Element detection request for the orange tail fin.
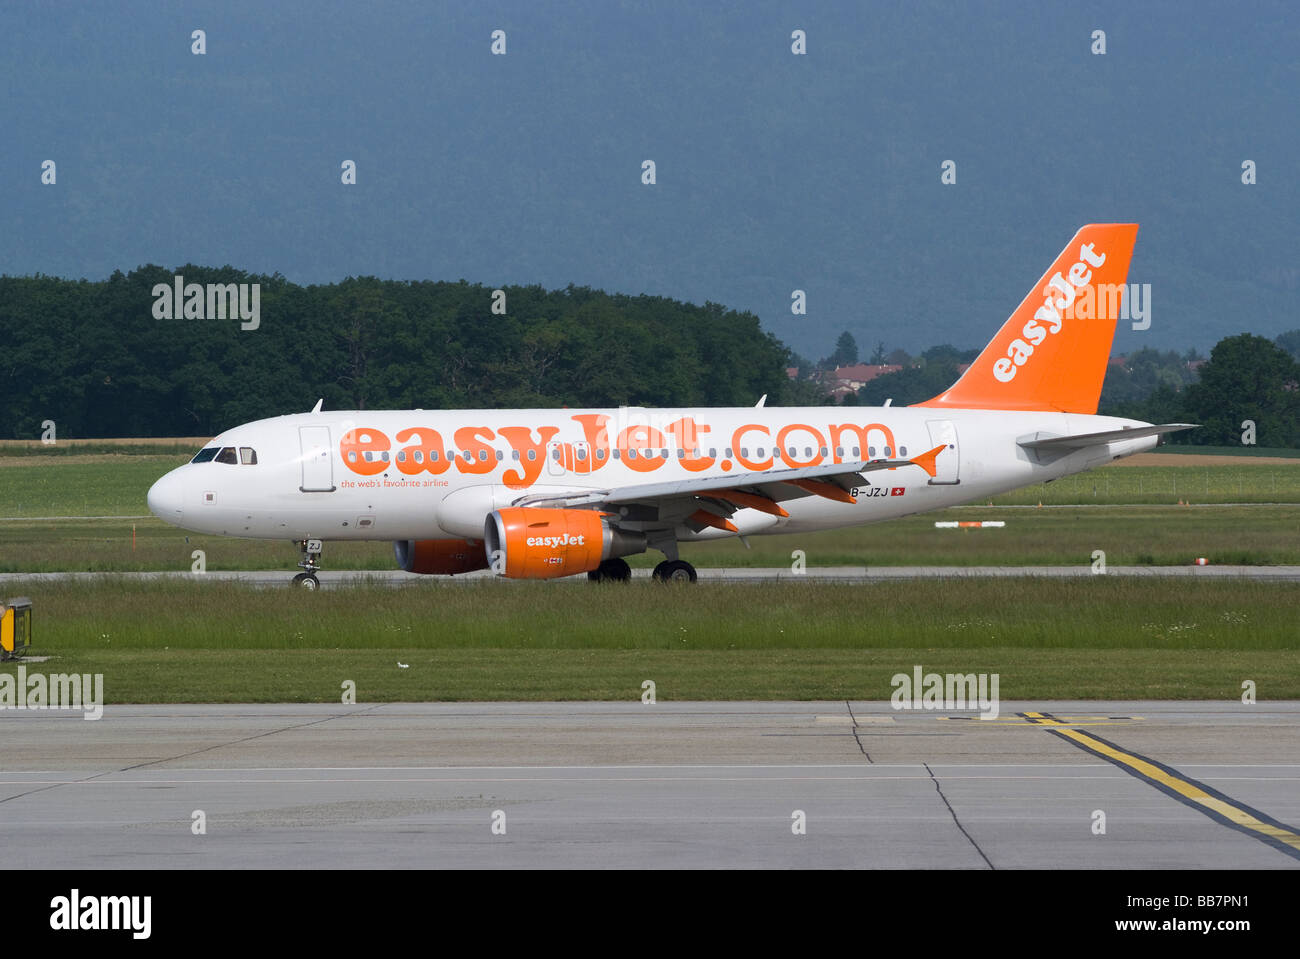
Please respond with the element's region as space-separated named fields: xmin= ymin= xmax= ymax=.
xmin=915 ymin=224 xmax=1138 ymax=414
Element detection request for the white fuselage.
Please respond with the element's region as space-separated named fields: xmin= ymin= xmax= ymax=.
xmin=146 ymin=406 xmax=1156 ymax=543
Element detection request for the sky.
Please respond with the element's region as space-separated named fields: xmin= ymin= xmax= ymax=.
xmin=1 ymin=0 xmax=1295 ymax=361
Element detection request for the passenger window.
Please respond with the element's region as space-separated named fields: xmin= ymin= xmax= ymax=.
xmin=612 ymin=450 xmax=621 ymax=459
xmin=527 ymin=450 xmax=536 ymax=461
xmin=597 ymin=450 xmax=606 ymax=460
xmin=430 ymin=451 xmax=439 ymax=462
xmin=397 ymin=451 xmax=407 ymax=463
xmin=628 ymin=449 xmax=637 ymax=460
xmin=709 ymin=448 xmax=716 ymax=458
xmin=215 ymin=447 xmax=237 ymax=465
xmin=479 ymin=450 xmax=488 ymax=462
xmin=853 ymin=447 xmax=861 ymax=457
xmin=577 ymin=449 xmax=587 ymax=461
xmin=900 ymin=447 xmax=907 ymax=456
xmin=512 ymin=450 xmax=520 ymax=461
xmin=884 ymin=447 xmax=892 ymax=457
xmin=495 ymin=450 xmax=503 ymax=461
xmin=868 ymin=447 xmax=875 ymax=457
xmin=835 ymin=447 xmax=844 ymax=457
xmin=413 ymin=451 xmax=423 ymax=463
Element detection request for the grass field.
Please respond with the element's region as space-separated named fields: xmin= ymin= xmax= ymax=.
xmin=4 ymin=505 xmax=1300 ymax=573
xmin=1 ymin=455 xmax=1299 ymax=573
xmin=2 ymin=446 xmax=1297 ymax=704
xmin=3 ymin=579 xmax=1296 ymax=701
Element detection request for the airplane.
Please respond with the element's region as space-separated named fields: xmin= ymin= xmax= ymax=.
xmin=147 ymin=223 xmax=1194 ymax=587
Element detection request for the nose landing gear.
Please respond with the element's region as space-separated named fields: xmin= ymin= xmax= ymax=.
xmin=293 ymin=538 xmax=323 ymax=589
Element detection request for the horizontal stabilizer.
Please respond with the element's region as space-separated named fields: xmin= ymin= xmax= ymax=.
xmin=1018 ymin=423 xmax=1197 ymax=451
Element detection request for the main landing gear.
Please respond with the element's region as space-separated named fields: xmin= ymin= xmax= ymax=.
xmin=293 ymin=538 xmax=323 ymax=589
xmin=651 ymin=559 xmax=697 ymax=583
xmin=588 ymin=558 xmax=633 ymax=583
xmin=587 ymin=557 xmax=699 ymax=582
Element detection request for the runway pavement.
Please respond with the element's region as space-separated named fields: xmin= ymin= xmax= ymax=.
xmin=3 ymin=565 xmax=1300 ymax=586
xmin=1 ymin=701 xmax=1297 ymax=869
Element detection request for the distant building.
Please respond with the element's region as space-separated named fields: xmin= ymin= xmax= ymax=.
xmin=826 ymin=363 xmax=902 ymax=390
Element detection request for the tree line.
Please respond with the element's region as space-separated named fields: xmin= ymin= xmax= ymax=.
xmin=0 ymin=267 xmax=795 ymax=439
xmin=2 ymin=266 xmax=1296 ymax=448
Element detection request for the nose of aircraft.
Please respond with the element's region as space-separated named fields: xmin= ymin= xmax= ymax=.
xmin=147 ymin=468 xmax=186 ymax=522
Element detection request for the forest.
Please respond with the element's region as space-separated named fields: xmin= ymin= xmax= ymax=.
xmin=0 ymin=267 xmax=796 ymax=438
xmin=2 ymin=267 xmax=1296 ymax=447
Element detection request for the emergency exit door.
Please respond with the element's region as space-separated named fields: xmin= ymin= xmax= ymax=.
xmin=925 ymin=420 xmax=960 ymax=485
xmin=299 ymin=426 xmax=336 ymax=492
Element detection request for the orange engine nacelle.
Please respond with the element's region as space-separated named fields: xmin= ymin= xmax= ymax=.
xmin=484 ymin=508 xmax=646 ymax=579
xmin=394 ymin=538 xmax=490 ymax=575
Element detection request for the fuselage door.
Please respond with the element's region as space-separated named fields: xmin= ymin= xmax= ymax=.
xmin=925 ymin=420 xmax=960 ymax=485
xmin=299 ymin=426 xmax=336 ymax=492
xmin=545 ymin=441 xmax=566 ymax=476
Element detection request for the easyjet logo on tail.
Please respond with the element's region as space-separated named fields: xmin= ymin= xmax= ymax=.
xmin=992 ymin=242 xmax=1106 ymax=383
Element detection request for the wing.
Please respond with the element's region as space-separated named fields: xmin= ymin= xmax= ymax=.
xmin=509 ymin=444 xmax=948 ymax=534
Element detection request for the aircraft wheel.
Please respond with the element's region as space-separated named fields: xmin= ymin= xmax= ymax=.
xmin=292 ymin=572 xmax=320 ymax=590
xmin=652 ymin=560 xmax=697 ymax=583
xmin=588 ymin=558 xmax=632 ymax=582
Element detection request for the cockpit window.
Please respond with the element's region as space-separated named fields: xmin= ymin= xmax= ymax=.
xmin=239 ymin=447 xmax=258 ymax=465
xmin=190 ymin=447 xmax=219 ymax=464
xmin=215 ymin=447 xmax=238 ymax=465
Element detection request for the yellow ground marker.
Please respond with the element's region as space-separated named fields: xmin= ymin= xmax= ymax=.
xmin=1022 ymin=711 xmax=1300 ymax=861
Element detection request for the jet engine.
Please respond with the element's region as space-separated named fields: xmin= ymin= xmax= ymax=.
xmin=394 ymin=538 xmax=490 ymax=575
xmin=484 ymin=508 xmax=646 ymax=579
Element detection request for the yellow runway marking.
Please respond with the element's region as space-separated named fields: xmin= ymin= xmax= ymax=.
xmin=1021 ymin=711 xmax=1300 ymax=860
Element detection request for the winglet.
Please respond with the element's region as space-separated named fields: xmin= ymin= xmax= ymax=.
xmin=909 ymin=443 xmax=947 ymax=478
